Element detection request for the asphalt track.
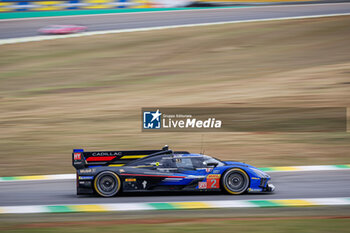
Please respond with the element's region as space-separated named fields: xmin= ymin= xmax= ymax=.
xmin=1 ymin=170 xmax=349 ymax=206
xmin=1 ymin=3 xmax=350 ymax=39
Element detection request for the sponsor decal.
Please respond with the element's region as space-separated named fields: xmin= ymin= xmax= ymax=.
xmin=248 ymin=188 xmax=263 ymax=192
xmin=142 ymin=180 xmax=148 ymax=189
xmin=125 ymin=178 xmax=136 ymax=182
xmin=213 ymin=170 xmax=220 ymax=174
xmin=198 ymin=182 xmax=207 ymax=189
xmin=79 ymin=168 xmax=95 ymax=173
xmin=198 ymin=174 xmax=221 ymax=189
xmin=251 ymin=177 xmax=260 ymax=180
xmin=74 ymin=153 xmax=81 ymax=160
xmin=207 ymin=174 xmax=221 ymax=179
xmin=119 ymin=169 xmax=125 ymax=173
xmin=91 ymin=152 xmax=122 ymax=156
xmin=79 ymin=176 xmax=94 ymax=180
xmin=205 ymin=168 xmax=212 ymax=173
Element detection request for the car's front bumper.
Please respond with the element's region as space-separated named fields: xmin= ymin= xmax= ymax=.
xmin=247 ymin=183 xmax=275 ymax=193
xmin=265 ymin=183 xmax=275 ymax=192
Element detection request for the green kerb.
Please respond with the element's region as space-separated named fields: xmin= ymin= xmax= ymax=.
xmin=1 ymin=177 xmax=18 ymax=181
xmin=259 ymin=167 xmax=274 ymax=172
xmin=248 ymin=200 xmax=281 ymax=207
xmin=148 ymin=203 xmax=176 ymax=210
xmin=334 ymin=165 xmax=350 ymax=169
xmin=46 ymin=205 xmax=75 ymax=213
xmin=0 ymin=7 xmax=247 ymax=20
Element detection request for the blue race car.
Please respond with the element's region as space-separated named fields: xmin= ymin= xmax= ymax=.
xmin=72 ymin=146 xmax=275 ymax=197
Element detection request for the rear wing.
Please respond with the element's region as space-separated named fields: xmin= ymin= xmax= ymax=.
xmin=72 ymin=146 xmax=189 ymax=169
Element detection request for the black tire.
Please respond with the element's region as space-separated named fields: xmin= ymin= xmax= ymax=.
xmin=94 ymin=171 xmax=121 ymax=197
xmin=222 ymin=168 xmax=249 ymax=195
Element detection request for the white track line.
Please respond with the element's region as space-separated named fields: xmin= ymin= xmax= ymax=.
xmin=1 ymin=13 xmax=350 ymax=45
xmin=1 ymin=3 xmax=349 ymax=22
xmin=1 ymin=197 xmax=350 ymax=214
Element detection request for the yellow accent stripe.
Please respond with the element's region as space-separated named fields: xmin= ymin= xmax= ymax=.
xmin=121 ymin=155 xmax=147 ymax=159
xmin=172 ymin=202 xmax=212 ymax=209
xmin=69 ymin=205 xmax=107 ymax=212
xmin=18 ymin=175 xmax=47 ymax=180
xmin=108 ymin=164 xmax=125 ymax=167
xmin=272 ymin=199 xmax=316 ymax=206
xmin=271 ymin=166 xmax=300 ymax=171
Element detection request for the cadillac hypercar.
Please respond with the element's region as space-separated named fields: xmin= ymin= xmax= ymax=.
xmin=72 ymin=146 xmax=275 ymax=197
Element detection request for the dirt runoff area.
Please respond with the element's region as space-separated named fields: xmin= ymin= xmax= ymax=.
xmin=0 ymin=16 xmax=350 ymax=176
xmin=1 ymin=207 xmax=350 ymax=232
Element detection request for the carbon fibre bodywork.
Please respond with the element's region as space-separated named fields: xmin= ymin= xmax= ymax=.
xmin=72 ymin=147 xmax=275 ymax=196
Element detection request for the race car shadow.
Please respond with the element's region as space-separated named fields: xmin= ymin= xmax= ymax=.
xmin=76 ymin=190 xmax=274 ymax=198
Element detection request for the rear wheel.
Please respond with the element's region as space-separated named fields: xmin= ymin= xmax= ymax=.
xmin=222 ymin=168 xmax=249 ymax=195
xmin=94 ymin=171 xmax=121 ymax=197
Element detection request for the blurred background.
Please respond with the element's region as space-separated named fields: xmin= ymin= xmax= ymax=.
xmin=0 ymin=1 xmax=350 ymax=232
xmin=1 ymin=14 xmax=350 ymax=176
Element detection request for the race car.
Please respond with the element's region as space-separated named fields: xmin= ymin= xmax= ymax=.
xmin=72 ymin=146 xmax=275 ymax=197
xmin=38 ymin=25 xmax=87 ymax=35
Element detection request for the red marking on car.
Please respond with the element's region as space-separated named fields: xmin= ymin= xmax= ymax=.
xmin=74 ymin=153 xmax=81 ymax=160
xmin=198 ymin=182 xmax=207 ymax=189
xmin=122 ymin=173 xmax=185 ymax=178
xmin=206 ymin=174 xmax=221 ymax=189
xmin=86 ymin=156 xmax=116 ymax=162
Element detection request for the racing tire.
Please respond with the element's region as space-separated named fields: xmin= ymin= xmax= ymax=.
xmin=222 ymin=168 xmax=249 ymax=195
xmin=94 ymin=171 xmax=121 ymax=197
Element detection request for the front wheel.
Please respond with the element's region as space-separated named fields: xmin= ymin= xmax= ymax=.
xmin=94 ymin=171 xmax=121 ymax=197
xmin=222 ymin=168 xmax=249 ymax=195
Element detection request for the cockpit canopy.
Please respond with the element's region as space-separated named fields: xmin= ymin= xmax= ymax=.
xmin=127 ymin=153 xmax=225 ymax=170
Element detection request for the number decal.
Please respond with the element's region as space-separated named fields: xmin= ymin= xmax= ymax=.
xmin=211 ymin=179 xmax=217 ymax=188
xmin=206 ymin=174 xmax=220 ymax=189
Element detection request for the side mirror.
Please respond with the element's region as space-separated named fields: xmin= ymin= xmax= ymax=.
xmin=206 ymin=162 xmax=219 ymax=167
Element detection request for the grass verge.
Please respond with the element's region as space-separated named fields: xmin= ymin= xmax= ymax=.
xmin=1 ymin=218 xmax=350 ymax=233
